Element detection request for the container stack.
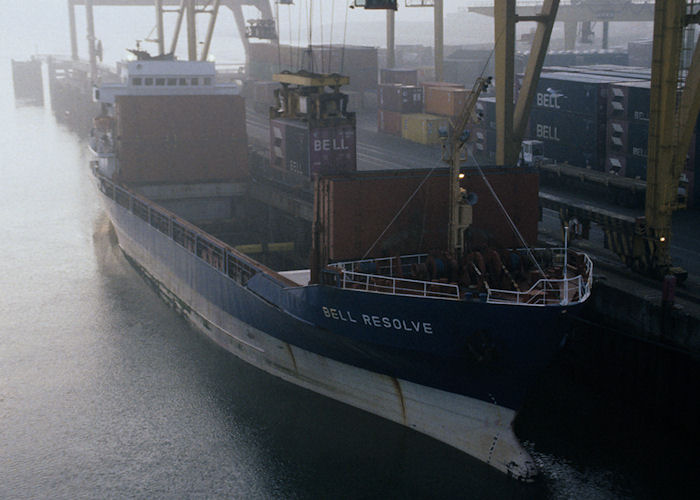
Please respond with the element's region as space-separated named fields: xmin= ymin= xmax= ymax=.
xmin=377 ymin=68 xmax=421 ymax=137
xmin=442 ymin=48 xmax=494 ymax=88
xmin=525 ymin=72 xmax=641 ymax=170
xmin=605 ymin=80 xmax=699 ymax=205
xmin=396 ymin=81 xmax=465 ymax=145
xmin=423 ymin=83 xmax=470 ymax=118
xmin=469 ymin=96 xmax=497 ymax=163
xmin=377 ymin=83 xmax=423 ymax=135
xmin=605 ymin=80 xmax=651 ymax=179
xmin=400 ymin=113 xmax=450 ymax=145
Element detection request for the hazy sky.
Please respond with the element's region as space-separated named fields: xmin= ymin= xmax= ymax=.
xmin=0 ymin=1 xmax=652 ymax=66
xmin=0 ymin=1 xmax=491 ymax=64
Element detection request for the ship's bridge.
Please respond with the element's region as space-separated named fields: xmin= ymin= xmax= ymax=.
xmin=94 ymin=59 xmax=238 ymax=104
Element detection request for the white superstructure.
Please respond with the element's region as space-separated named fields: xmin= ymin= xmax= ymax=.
xmin=93 ymin=56 xmax=238 ymax=104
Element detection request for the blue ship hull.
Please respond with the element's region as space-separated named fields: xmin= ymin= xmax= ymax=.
xmin=96 ymin=174 xmax=579 ymax=412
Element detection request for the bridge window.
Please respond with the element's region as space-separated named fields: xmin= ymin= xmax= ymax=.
xmin=204 ymin=77 xmax=212 ymax=85
xmin=145 ymin=78 xmax=153 ymax=86
xmin=167 ymin=78 xmax=176 ymax=86
xmin=132 ymin=77 xmax=142 ymax=86
xmin=191 ymin=78 xmax=199 ymax=86
xmin=155 ymin=78 xmax=165 ymax=86
xmin=179 ymin=78 xmax=187 ymax=86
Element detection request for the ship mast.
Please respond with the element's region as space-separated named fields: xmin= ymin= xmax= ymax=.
xmin=442 ymin=76 xmax=491 ymax=256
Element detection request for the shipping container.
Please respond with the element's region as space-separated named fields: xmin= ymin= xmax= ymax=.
xmin=538 ymin=140 xmax=603 ymax=171
xmin=443 ymin=48 xmax=496 ymax=85
xmin=394 ymin=45 xmax=434 ymax=68
xmin=628 ymin=40 xmax=653 ymax=68
xmin=380 ymin=68 xmax=419 ymax=86
xmin=377 ymin=109 xmax=402 ymax=135
xmin=442 ymin=59 xmax=494 ymax=87
xmin=541 ymin=50 xmax=629 ymax=67
xmin=270 ymin=118 xmax=310 ymax=175
xmin=467 ymin=127 xmax=497 ymax=164
xmin=469 ymin=127 xmax=497 ymax=155
xmin=528 ymin=107 xmax=605 ymax=169
xmin=540 ymin=64 xmax=650 ymax=82
xmin=115 ymin=95 xmax=249 ymax=184
xmin=310 ymin=126 xmax=357 ymax=175
xmin=318 ymin=167 xmax=539 ymax=261
xmin=533 ymin=72 xmax=637 ymax=120
xmin=401 ymin=113 xmax=450 ymax=145
xmin=378 ymin=84 xmax=423 ymax=113
xmin=270 ymin=118 xmax=357 ymax=177
xmin=424 ymin=87 xmax=471 ymax=117
xmin=606 ymin=118 xmax=649 ymax=159
xmin=475 ymin=97 xmax=496 ymax=131
xmin=607 ymin=80 xmax=651 ymax=123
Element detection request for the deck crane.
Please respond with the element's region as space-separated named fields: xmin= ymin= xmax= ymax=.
xmin=440 ymin=76 xmax=491 ymax=256
xmin=633 ymin=0 xmax=700 ymax=279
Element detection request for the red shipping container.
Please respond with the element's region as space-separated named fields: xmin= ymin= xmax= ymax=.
xmin=377 ymin=109 xmax=401 ymax=135
xmin=318 ymin=167 xmax=539 ymax=261
xmin=115 ymin=95 xmax=249 ymax=184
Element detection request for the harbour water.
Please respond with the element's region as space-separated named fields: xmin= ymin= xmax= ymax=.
xmin=0 ymin=58 xmax=697 ymax=499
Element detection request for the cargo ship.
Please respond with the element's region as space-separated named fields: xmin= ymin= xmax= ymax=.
xmin=90 ymin=51 xmax=593 ymax=481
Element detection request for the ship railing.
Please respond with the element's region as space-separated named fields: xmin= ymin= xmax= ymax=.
xmin=96 ymin=173 xmax=273 ymax=288
xmin=329 ymin=269 xmax=461 ymax=300
xmin=486 ymin=248 xmax=593 ymax=306
xmin=329 ymin=247 xmax=592 ymax=306
xmin=332 ymin=254 xmax=428 ymax=278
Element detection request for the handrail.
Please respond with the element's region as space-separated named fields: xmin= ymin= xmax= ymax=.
xmin=333 ymin=254 xmax=428 ymax=277
xmin=94 ymin=172 xmax=299 ymax=289
xmin=486 ymin=251 xmax=593 ymax=306
xmin=328 ymin=247 xmax=593 ymax=306
xmin=335 ymin=270 xmax=461 ymax=300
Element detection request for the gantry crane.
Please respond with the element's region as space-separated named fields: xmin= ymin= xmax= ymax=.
xmin=634 ymin=0 xmax=700 ymax=278
xmin=493 ymin=0 xmax=560 ymax=167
